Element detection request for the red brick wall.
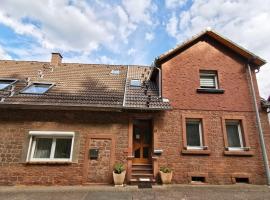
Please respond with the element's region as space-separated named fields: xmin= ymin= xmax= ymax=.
xmin=0 ymin=109 xmax=129 ymax=185
xmin=155 ymin=38 xmax=270 ymax=184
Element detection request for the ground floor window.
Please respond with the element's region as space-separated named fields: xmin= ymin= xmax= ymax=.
xmin=222 ymin=116 xmax=250 ymax=152
xmin=186 ymin=119 xmax=203 ymax=149
xmin=181 ymin=114 xmax=209 ymax=152
xmin=27 ymin=131 xmax=75 ymax=162
xmin=225 ymin=120 xmax=244 ymax=150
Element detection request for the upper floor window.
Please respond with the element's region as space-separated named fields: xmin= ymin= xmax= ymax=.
xmin=200 ymin=71 xmax=218 ymax=89
xmin=0 ymin=79 xmax=17 ymax=90
xmin=21 ymin=83 xmax=54 ymax=94
xmin=27 ymin=131 xmax=75 ymax=162
xmin=130 ymin=79 xmax=141 ymax=87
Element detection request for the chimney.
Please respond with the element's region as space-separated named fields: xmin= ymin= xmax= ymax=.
xmin=50 ymin=53 xmax=62 ymax=66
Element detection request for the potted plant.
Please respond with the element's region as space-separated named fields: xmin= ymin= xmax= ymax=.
xmin=159 ymin=166 xmax=173 ymax=184
xmin=113 ymin=163 xmax=126 ymax=186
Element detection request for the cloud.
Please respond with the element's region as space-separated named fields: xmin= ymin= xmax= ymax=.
xmin=165 ymin=0 xmax=188 ymax=9
xmin=165 ymin=0 xmax=270 ymax=98
xmin=122 ymin=0 xmax=156 ymax=25
xmin=145 ymin=32 xmax=155 ymax=41
xmin=0 ymin=45 xmax=11 ymax=59
xmin=0 ymin=0 xmax=157 ymax=62
xmin=127 ymin=48 xmax=136 ymax=55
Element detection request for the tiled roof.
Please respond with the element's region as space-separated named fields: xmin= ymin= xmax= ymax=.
xmin=0 ymin=60 xmax=171 ymax=111
xmin=124 ymin=66 xmax=170 ymax=110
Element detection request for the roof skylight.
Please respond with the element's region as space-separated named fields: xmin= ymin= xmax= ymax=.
xmin=130 ymin=79 xmax=141 ymax=87
xmin=0 ymin=79 xmax=17 ymax=90
xmin=110 ymin=69 xmax=120 ymax=75
xmin=21 ymin=83 xmax=54 ymax=94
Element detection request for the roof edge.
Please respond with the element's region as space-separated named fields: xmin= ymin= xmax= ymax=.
xmin=156 ymin=29 xmax=266 ymax=67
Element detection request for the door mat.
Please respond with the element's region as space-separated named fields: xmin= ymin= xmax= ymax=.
xmin=138 ymin=182 xmax=152 ymax=189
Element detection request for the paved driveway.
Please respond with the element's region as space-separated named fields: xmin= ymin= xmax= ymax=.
xmin=0 ymin=184 xmax=270 ymax=200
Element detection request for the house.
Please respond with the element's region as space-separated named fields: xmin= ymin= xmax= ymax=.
xmin=0 ymin=30 xmax=270 ymax=186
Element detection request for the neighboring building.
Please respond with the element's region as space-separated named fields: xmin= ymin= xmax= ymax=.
xmin=262 ymin=96 xmax=270 ymax=123
xmin=0 ymin=30 xmax=270 ymax=186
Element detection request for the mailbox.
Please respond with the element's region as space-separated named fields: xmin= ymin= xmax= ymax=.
xmin=89 ymin=148 xmax=99 ymax=159
xmin=154 ymin=149 xmax=163 ymax=156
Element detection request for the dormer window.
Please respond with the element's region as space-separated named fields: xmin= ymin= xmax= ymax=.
xmin=0 ymin=79 xmax=17 ymax=90
xmin=21 ymin=83 xmax=54 ymax=94
xmin=130 ymin=79 xmax=141 ymax=87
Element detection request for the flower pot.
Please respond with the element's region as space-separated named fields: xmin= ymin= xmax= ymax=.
xmin=160 ymin=171 xmax=173 ymax=184
xmin=113 ymin=170 xmax=126 ymax=186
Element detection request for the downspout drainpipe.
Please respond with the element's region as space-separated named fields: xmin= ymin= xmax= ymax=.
xmin=247 ymin=60 xmax=270 ymax=185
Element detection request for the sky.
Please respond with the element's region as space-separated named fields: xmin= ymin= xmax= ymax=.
xmin=0 ymin=0 xmax=269 ymax=98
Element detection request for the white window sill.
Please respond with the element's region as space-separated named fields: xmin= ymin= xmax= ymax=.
xmin=187 ymin=146 xmax=208 ymax=150
xmin=227 ymin=147 xmax=250 ymax=151
xmin=25 ymin=161 xmax=73 ymax=165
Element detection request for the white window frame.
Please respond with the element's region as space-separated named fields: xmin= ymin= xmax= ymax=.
xmin=130 ymin=79 xmax=141 ymax=87
xmin=200 ymin=72 xmax=218 ymax=89
xmin=226 ymin=121 xmax=244 ymax=151
xmin=186 ymin=120 xmax=204 ymax=150
xmin=26 ymin=131 xmax=75 ymax=162
xmin=20 ymin=82 xmax=55 ymax=94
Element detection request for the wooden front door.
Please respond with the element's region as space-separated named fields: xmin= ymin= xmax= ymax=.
xmin=133 ymin=120 xmax=152 ymax=164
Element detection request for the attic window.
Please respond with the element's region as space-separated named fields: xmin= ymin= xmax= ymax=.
xmin=21 ymin=83 xmax=54 ymax=94
xmin=110 ymin=69 xmax=120 ymax=75
xmin=130 ymin=79 xmax=141 ymax=87
xmin=0 ymin=79 xmax=17 ymax=90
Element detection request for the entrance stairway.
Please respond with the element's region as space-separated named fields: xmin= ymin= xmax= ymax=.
xmin=130 ymin=163 xmax=156 ymax=185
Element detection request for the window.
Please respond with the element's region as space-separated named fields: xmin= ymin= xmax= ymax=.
xmin=27 ymin=131 xmax=74 ymax=162
xmin=186 ymin=119 xmax=203 ymax=149
xmin=21 ymin=83 xmax=54 ymax=94
xmin=110 ymin=69 xmax=120 ymax=75
xmin=200 ymin=71 xmax=218 ymax=89
xmin=222 ymin=116 xmax=253 ymax=156
xmin=0 ymin=79 xmax=17 ymax=90
xmin=130 ymin=79 xmax=141 ymax=87
xmin=226 ymin=120 xmax=244 ymax=150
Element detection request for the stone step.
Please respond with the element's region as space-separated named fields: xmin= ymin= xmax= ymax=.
xmin=132 ymin=163 xmax=152 ymax=166
xmin=131 ymin=173 xmax=154 ymax=178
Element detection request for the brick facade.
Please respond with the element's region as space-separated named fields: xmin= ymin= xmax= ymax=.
xmin=0 ymin=110 xmax=129 ymax=185
xmin=0 ymin=35 xmax=269 ymax=186
xmin=155 ymin=38 xmax=270 ymax=184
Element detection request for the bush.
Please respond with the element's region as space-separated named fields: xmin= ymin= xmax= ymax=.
xmin=113 ymin=163 xmax=125 ymax=174
xmin=160 ymin=166 xmax=172 ymax=173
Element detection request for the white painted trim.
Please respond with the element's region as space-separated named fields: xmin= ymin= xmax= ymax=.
xmin=29 ymin=131 xmax=74 ymax=136
xmin=27 ymin=131 xmax=75 ymax=162
xmin=187 ymin=146 xmax=204 ymax=150
xmin=123 ymin=65 xmax=129 ymax=107
xmin=26 ymin=136 xmax=33 ymax=161
xmin=238 ymin=123 xmax=244 ymax=148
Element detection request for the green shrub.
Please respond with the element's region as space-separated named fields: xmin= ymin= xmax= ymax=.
xmin=160 ymin=166 xmax=172 ymax=173
xmin=114 ymin=163 xmax=125 ymax=174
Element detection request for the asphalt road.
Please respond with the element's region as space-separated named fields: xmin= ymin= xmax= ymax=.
xmin=0 ymin=184 xmax=270 ymax=200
